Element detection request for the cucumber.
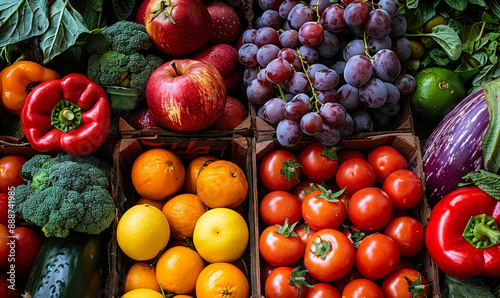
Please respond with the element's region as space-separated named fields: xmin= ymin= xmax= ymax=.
xmin=23 ymin=233 xmax=104 ymax=298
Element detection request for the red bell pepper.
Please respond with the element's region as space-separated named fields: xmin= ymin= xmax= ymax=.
xmin=21 ymin=73 xmax=110 ymax=156
xmin=425 ymin=186 xmax=500 ymax=278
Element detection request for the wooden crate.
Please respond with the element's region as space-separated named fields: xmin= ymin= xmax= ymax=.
xmin=251 ymin=133 xmax=439 ymax=297
xmin=105 ymin=136 xmax=261 ymax=297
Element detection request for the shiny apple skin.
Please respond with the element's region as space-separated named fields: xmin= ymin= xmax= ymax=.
xmin=146 ymin=59 xmax=227 ymax=131
xmin=145 ymin=0 xmax=212 ymax=57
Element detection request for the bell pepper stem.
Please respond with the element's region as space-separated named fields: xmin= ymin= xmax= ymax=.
xmin=51 ymin=100 xmax=82 ymax=133
xmin=463 ymin=214 xmax=500 ymax=249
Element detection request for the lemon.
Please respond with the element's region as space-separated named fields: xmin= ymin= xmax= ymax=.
xmin=193 ymin=208 xmax=248 ymax=263
xmin=117 ymin=204 xmax=170 ymax=261
xmin=122 ymin=288 xmax=164 ymax=298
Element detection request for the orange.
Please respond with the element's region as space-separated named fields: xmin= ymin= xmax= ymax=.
xmin=161 ymin=194 xmax=206 ymax=240
xmin=122 ymin=288 xmax=163 ymax=298
xmin=195 ymin=262 xmax=249 ymax=298
xmin=135 ymin=197 xmax=169 ymax=211
xmin=184 ymin=156 xmax=219 ymax=193
xmin=156 ymin=246 xmax=205 ymax=295
xmin=131 ymin=148 xmax=185 ymax=200
xmin=196 ymin=160 xmax=248 ymax=208
xmin=173 ymin=296 xmax=194 ymax=298
xmin=117 ymin=204 xmax=170 ymax=261
xmin=193 ymin=208 xmax=248 ymax=263
xmin=123 ymin=262 xmax=161 ymax=293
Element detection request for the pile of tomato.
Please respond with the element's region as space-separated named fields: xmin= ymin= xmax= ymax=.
xmin=258 ymin=143 xmax=430 ymax=298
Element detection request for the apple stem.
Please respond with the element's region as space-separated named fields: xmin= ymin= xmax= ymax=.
xmin=170 ymin=61 xmax=179 ymax=76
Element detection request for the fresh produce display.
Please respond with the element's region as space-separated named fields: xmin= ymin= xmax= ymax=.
xmin=2 ymin=0 xmax=500 ymax=296
xmin=117 ymin=146 xmax=250 ymax=297
xmin=257 ymin=141 xmax=429 ymax=297
xmin=239 ymin=0 xmax=417 ymax=147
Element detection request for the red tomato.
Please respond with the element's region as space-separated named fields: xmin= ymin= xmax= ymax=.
xmin=302 ymin=189 xmax=346 ymax=230
xmin=384 ymin=216 xmax=425 ymax=257
xmin=337 ymin=150 xmax=365 ymax=164
xmin=299 ymin=143 xmax=339 ymax=182
xmin=348 ymin=187 xmax=393 ymax=231
xmin=305 ymin=282 xmax=341 ymax=298
xmin=295 ymin=224 xmax=317 ymax=247
xmin=2 ymin=227 xmax=42 ymax=277
xmin=335 ymin=159 xmax=376 ymax=195
xmin=0 ymin=193 xmax=8 ymax=227
xmin=261 ymin=262 xmax=277 ymax=292
xmin=265 ymin=267 xmax=308 ymax=298
xmin=304 ymin=229 xmax=355 ymax=282
xmin=260 ymin=191 xmax=302 ymax=226
xmin=342 ymin=279 xmax=384 ymax=298
xmin=366 ymin=145 xmax=407 ymax=184
xmin=259 ymin=224 xmax=305 ymax=266
xmin=0 ymin=225 xmax=8 ymax=268
xmin=292 ymin=180 xmax=319 ymax=202
xmin=260 ymin=150 xmax=301 ymax=191
xmin=383 ymin=169 xmax=424 ymax=209
xmin=333 ymin=266 xmax=364 ymax=293
xmin=0 ymin=155 xmax=28 ymax=193
xmin=355 ymin=234 xmax=399 ymax=280
xmin=382 ymin=268 xmax=430 ymax=298
xmin=395 ymin=258 xmax=414 ymax=270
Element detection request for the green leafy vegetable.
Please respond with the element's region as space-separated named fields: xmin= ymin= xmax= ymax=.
xmin=443 ymin=274 xmax=495 ymax=298
xmin=444 ymin=0 xmax=467 ymax=11
xmin=404 ymin=0 xmax=440 ymax=30
xmin=405 ymin=25 xmax=462 ymax=60
xmin=40 ymin=0 xmax=90 ymax=64
xmin=482 ymin=77 xmax=500 ymax=173
xmin=0 ymin=0 xmax=49 ymax=47
xmin=112 ymin=0 xmax=134 ymax=21
xmin=70 ymin=0 xmax=103 ymax=30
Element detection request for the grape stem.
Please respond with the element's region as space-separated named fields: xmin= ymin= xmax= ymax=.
xmin=365 ymin=1 xmax=381 ymax=10
xmin=276 ymin=83 xmax=288 ymax=102
xmin=363 ymin=31 xmax=373 ymax=59
xmin=296 ymin=47 xmax=321 ymax=113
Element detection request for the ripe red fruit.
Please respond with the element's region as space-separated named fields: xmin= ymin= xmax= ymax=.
xmin=145 ymin=0 xmax=212 ymax=57
xmin=205 ymin=1 xmax=242 ymax=45
xmin=211 ymin=96 xmax=248 ymax=131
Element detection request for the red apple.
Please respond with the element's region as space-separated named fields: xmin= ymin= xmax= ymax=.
xmin=212 ymin=96 xmax=248 ymax=131
xmin=205 ymin=1 xmax=242 ymax=45
xmin=146 ymin=59 xmax=227 ymax=131
xmin=191 ymin=44 xmax=244 ymax=96
xmin=125 ymin=104 xmax=160 ymax=130
xmin=135 ymin=0 xmax=151 ymax=25
xmin=145 ymin=0 xmax=212 ymax=57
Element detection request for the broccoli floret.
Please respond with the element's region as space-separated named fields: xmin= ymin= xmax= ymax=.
xmin=15 ymin=153 xmax=115 ymax=238
xmin=20 ymin=154 xmax=54 ymax=181
xmin=86 ymin=20 xmax=164 ymax=91
xmin=73 ymin=186 xmax=115 ymax=235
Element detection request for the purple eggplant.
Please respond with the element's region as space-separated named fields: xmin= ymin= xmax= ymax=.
xmin=422 ymin=89 xmax=489 ymax=204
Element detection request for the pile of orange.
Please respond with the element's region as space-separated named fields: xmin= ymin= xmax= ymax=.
xmin=117 ymin=148 xmax=250 ymax=297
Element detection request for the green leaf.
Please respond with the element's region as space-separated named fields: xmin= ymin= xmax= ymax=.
xmin=112 ymin=0 xmax=135 ymax=21
xmin=406 ymin=0 xmax=419 ymax=9
xmin=0 ymin=0 xmax=49 ymax=47
xmin=462 ymin=170 xmax=500 ymax=199
xmin=39 ymin=0 xmax=90 ymax=64
xmin=445 ymin=0 xmax=467 ymax=11
xmin=320 ymin=145 xmax=340 ymax=161
xmin=70 ymin=0 xmax=103 ymax=30
xmin=469 ymin=0 xmax=486 ymax=7
xmin=405 ymin=1 xmax=439 ymax=30
xmin=482 ymin=78 xmax=500 ymax=174
xmin=472 ymin=63 xmax=495 ymax=86
xmin=275 ymin=217 xmax=299 ymax=238
xmin=444 ymin=274 xmax=495 ymax=298
xmin=428 ymin=48 xmax=452 ymax=65
xmin=429 ymin=25 xmax=463 ymax=60
xmin=489 ymin=0 xmax=500 ymax=20
xmin=481 ymin=12 xmax=499 ymax=24
xmin=472 ymin=51 xmax=489 ymax=66
xmin=456 ymin=68 xmax=480 ymax=82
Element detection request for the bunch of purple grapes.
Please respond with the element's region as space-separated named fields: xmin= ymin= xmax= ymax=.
xmin=238 ymin=0 xmax=417 ymax=147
